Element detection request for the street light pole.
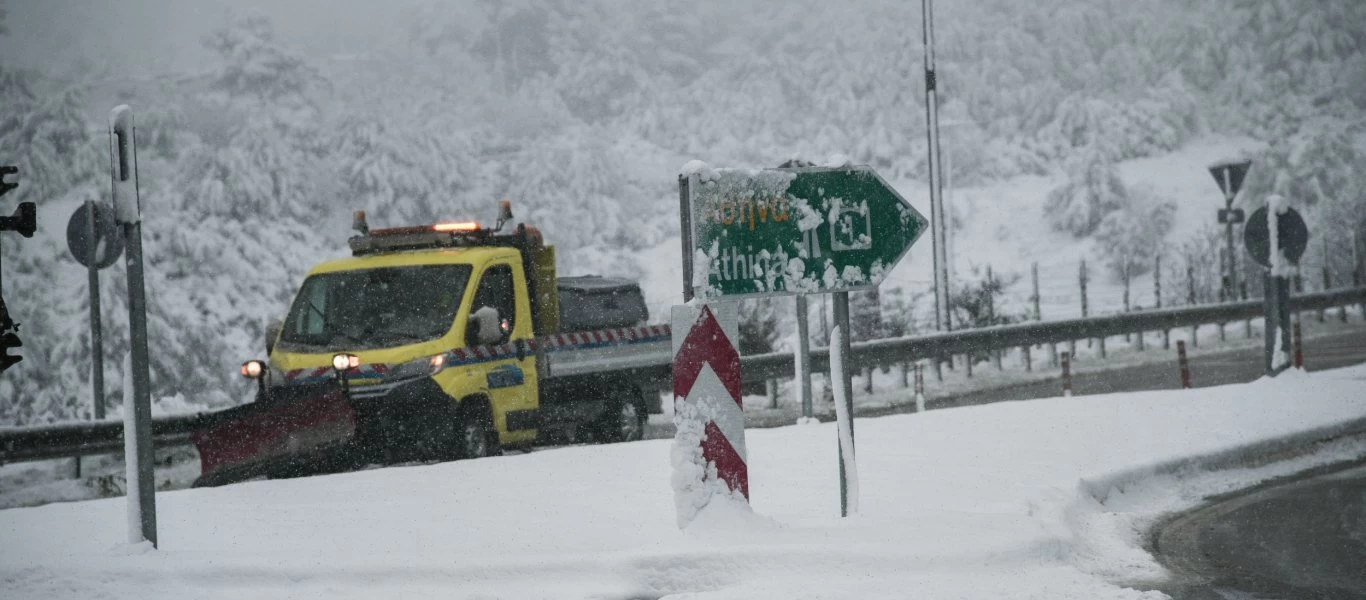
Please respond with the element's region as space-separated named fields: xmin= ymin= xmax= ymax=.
xmin=921 ymin=0 xmax=950 ymax=332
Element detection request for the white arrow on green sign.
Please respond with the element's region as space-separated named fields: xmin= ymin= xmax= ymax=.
xmin=679 ymin=164 xmax=928 ymax=300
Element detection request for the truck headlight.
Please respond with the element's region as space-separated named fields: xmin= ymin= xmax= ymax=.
xmin=332 ymin=353 xmax=360 ymax=371
xmin=240 ymin=360 xmax=266 ymax=379
xmin=389 ymin=353 xmax=449 ymax=381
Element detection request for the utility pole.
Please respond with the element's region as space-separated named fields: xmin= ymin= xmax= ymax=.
xmin=921 ymin=0 xmax=949 ymax=334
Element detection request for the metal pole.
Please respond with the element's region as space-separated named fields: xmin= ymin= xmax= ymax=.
xmin=1031 ymin=262 xmax=1041 ymax=320
xmin=110 ymin=106 xmax=156 ymax=548
xmin=832 ymin=291 xmax=856 ymax=517
xmin=795 ymin=294 xmax=813 ymax=419
xmin=1187 ymin=259 xmax=1198 ymax=348
xmin=922 ymin=0 xmax=950 ymax=333
xmin=86 ymin=200 xmax=105 ymax=421
xmin=1224 ymin=168 xmax=1238 ymax=301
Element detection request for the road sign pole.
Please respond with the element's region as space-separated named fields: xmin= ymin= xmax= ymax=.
xmin=109 ymin=106 xmax=157 ymax=548
xmin=795 ymin=294 xmax=813 ymax=419
xmin=1223 ymin=169 xmax=1237 ymax=302
xmin=922 ymin=0 xmax=950 ymax=333
xmin=84 ymin=199 xmax=106 ymax=421
xmin=831 ymin=290 xmax=857 ymax=517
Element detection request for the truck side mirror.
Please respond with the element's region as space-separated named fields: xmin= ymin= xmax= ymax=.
xmin=467 ymin=306 xmax=501 ymax=346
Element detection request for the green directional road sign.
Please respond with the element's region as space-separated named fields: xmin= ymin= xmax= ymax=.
xmin=680 ymin=165 xmax=928 ymax=300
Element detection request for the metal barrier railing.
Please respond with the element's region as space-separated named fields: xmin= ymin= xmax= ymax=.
xmin=2 ymin=286 xmax=1362 ymax=465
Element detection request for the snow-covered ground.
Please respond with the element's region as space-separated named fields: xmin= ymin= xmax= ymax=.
xmin=4 ymin=364 xmax=1365 ymax=599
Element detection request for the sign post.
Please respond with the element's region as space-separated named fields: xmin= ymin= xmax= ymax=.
xmin=1244 ymin=195 xmax=1308 ymax=376
xmin=68 ymin=201 xmax=123 ymax=424
xmin=678 ymin=162 xmax=927 ymax=518
xmin=109 ymin=105 xmax=157 ymax=548
xmin=1209 ymin=159 xmax=1251 ymax=302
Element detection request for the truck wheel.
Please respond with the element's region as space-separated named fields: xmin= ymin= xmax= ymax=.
xmin=596 ymin=397 xmax=645 ymax=444
xmin=456 ymin=404 xmax=501 ymax=460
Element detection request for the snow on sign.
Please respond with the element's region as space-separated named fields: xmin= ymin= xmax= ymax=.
xmin=679 ymin=162 xmax=928 ymax=300
xmin=670 ymin=303 xmax=746 ymax=528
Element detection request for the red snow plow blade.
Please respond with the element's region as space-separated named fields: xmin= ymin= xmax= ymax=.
xmin=191 ymin=385 xmax=357 ymax=487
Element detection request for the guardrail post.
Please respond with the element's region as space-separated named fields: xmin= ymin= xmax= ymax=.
xmin=1098 ymin=335 xmax=1106 ymax=359
xmin=1022 ymin=345 xmax=1032 ymax=372
xmin=1060 ymin=351 xmax=1072 ymax=397
xmin=1293 ymin=318 xmax=1304 ymax=369
xmin=964 ymin=353 xmax=973 ymax=378
xmin=914 ymin=362 xmax=925 ymax=413
xmin=898 ymin=362 xmax=909 ymax=388
xmin=1177 ymin=340 xmax=1191 ymax=389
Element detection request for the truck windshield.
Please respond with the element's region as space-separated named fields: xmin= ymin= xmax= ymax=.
xmin=277 ymin=264 xmax=472 ymax=351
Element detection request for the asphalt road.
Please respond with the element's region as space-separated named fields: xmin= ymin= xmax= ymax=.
xmin=1153 ymin=460 xmax=1366 ymax=599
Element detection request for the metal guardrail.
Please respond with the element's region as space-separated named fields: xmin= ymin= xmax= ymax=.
xmin=2 ymin=287 xmax=1362 ymax=465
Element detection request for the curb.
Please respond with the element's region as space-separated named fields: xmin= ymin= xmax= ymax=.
xmin=1081 ymin=414 xmax=1366 ymax=505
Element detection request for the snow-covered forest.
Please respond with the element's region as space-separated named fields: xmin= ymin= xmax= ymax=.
xmin=1 ymin=0 xmax=1363 ymax=424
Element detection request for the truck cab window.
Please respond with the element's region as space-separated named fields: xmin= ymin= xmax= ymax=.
xmin=472 ymin=264 xmax=516 ymax=342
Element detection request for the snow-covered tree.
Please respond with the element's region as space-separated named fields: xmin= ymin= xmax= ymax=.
xmin=1044 ymin=148 xmax=1130 ymax=237
xmin=1094 ymin=190 xmax=1177 ymax=280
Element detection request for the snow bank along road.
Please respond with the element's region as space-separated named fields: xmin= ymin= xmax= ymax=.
xmin=3 ymin=365 xmax=1365 ymax=599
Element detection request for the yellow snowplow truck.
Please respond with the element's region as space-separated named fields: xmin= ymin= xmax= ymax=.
xmin=191 ymin=202 xmax=669 ymax=486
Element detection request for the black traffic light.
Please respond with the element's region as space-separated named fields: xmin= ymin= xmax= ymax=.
xmin=0 ymin=295 xmax=19 ymax=373
xmin=0 ymin=165 xmax=16 ymax=197
xmin=0 ymin=201 xmax=36 ymax=238
xmin=0 ymin=166 xmax=35 ymax=238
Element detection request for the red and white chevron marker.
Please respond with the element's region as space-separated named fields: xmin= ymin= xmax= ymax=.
xmin=670 ymin=303 xmax=746 ymax=527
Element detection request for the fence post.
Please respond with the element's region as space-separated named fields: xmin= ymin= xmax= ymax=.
xmin=767 ymin=379 xmax=779 ymax=409
xmin=1187 ymin=257 xmax=1198 ymax=348
xmin=1080 ymin=260 xmax=1092 ymax=353
xmin=1157 ymin=255 xmax=1170 ymax=350
xmin=1243 ymin=280 xmax=1253 ymax=338
xmin=1098 ymin=335 xmax=1107 ymax=359
xmin=1123 ymin=262 xmax=1131 ymax=343
xmin=899 ymin=362 xmax=909 ymax=388
xmin=1060 ymin=351 xmax=1072 ymax=397
xmin=1031 ymin=262 xmax=1041 ymax=321
xmin=1023 ymin=345 xmax=1032 ymax=372
xmin=1177 ymin=340 xmax=1191 ymax=389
